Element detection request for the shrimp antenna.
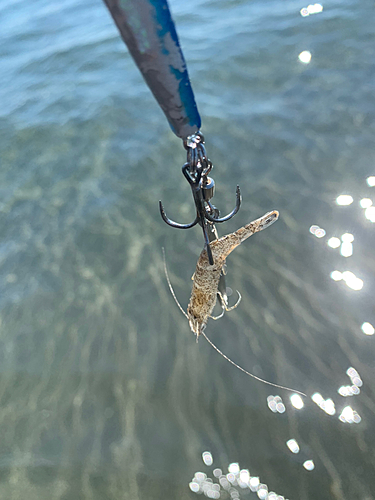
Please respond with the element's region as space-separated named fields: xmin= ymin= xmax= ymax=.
xmin=200 ymin=331 xmax=306 ymax=397
xmin=162 ymin=248 xmax=189 ymax=320
xmin=162 ymin=249 xmax=305 ymax=397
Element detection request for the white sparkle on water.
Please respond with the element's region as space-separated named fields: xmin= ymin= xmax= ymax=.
xmin=290 ymin=394 xmax=304 ymax=409
xmin=342 ymin=271 xmax=363 ymax=290
xmin=328 ymin=237 xmax=341 ymax=248
xmin=365 ymin=206 xmax=375 ymax=222
xmin=360 ymin=198 xmax=372 ymax=208
xmin=202 ymin=451 xmax=213 ymax=466
xmin=361 ymin=322 xmax=374 ymax=335
xmin=303 ymin=460 xmax=315 ymax=471
xmin=340 ymin=242 xmax=353 ymax=257
xmin=341 ymin=233 xmax=354 ymax=243
xmin=298 ymin=50 xmax=312 ymax=64
xmin=300 ymin=3 xmax=323 ymax=16
xmin=286 ymin=439 xmax=300 ymax=454
xmin=339 ymin=405 xmax=361 ymax=424
xmin=330 ymin=270 xmax=343 ymax=281
xmin=336 ymin=194 xmax=353 ymax=205
xmin=228 ymin=463 xmax=240 ymax=474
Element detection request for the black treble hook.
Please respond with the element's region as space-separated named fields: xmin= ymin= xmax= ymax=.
xmin=159 ymin=163 xmax=241 ymax=265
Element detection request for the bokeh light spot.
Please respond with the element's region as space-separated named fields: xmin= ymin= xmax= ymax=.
xmin=361 ymin=322 xmax=374 ymax=335
xmin=312 ymin=393 xmax=324 ymax=404
xmin=189 ymin=481 xmax=200 ymax=493
xmin=300 ymin=3 xmax=323 ymax=16
xmin=330 ymin=270 xmax=342 ymax=281
xmin=249 ymin=476 xmax=260 ymax=492
xmin=267 ymin=395 xmax=285 ymax=413
xmin=341 ymin=233 xmax=354 ymax=243
xmin=339 ymin=405 xmax=361 ymax=424
xmin=311 ymin=393 xmax=335 ymax=415
xmin=342 ymin=271 xmax=363 ymax=290
xmin=336 ymin=194 xmax=353 ymax=205
xmin=347 ymin=367 xmax=362 ymax=387
xmin=257 ymin=484 xmax=268 ymax=499
xmin=365 ymin=206 xmax=375 ymax=222
xmin=298 ymin=50 xmax=312 ymax=64
xmin=303 ymin=460 xmax=315 ymax=471
xmin=360 ymin=198 xmax=372 ymax=208
xmin=228 ymin=463 xmax=240 ymax=474
xmin=202 ymin=451 xmax=213 ymax=466
xmin=340 ymin=242 xmax=353 ymax=257
xmin=290 ymin=394 xmax=304 ymax=409
xmin=315 ymin=228 xmax=326 ymax=238
xmin=327 ymin=237 xmax=340 ymax=248
xmin=286 ymin=439 xmax=300 ymax=453
xmin=310 ymin=225 xmax=326 ymax=238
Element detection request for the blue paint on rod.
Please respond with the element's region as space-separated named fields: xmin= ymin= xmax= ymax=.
xmin=103 ymin=0 xmax=201 ymax=139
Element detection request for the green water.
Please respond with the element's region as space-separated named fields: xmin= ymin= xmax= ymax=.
xmin=1 ymin=0 xmax=375 ymax=498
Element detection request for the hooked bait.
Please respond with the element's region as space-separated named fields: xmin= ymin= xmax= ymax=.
xmin=187 ymin=210 xmax=279 ymax=337
xmin=164 ymin=210 xmax=307 ymax=397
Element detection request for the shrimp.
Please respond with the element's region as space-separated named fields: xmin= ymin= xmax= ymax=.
xmin=187 ymin=210 xmax=279 ymax=337
xmin=163 ymin=209 xmax=306 ymax=396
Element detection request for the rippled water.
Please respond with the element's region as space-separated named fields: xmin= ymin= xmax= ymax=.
xmin=1 ymin=0 xmax=375 ymax=498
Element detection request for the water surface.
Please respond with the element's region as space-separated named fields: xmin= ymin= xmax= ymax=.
xmin=1 ymin=0 xmax=375 ymax=498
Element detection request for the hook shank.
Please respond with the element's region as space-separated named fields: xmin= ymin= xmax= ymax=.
xmin=159 ymin=133 xmax=241 ymax=264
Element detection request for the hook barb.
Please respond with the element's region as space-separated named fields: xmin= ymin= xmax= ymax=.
xmin=205 ymin=185 xmax=241 ymax=223
xmin=159 ymin=201 xmax=199 ymax=229
xmin=159 ymin=136 xmax=242 ymax=266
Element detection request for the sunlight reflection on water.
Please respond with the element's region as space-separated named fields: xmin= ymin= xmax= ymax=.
xmin=191 ymin=453 xmax=289 ymax=499
xmin=311 ymin=176 xmax=375 ymax=297
xmin=300 ymin=3 xmax=323 ymax=17
xmin=191 ymin=351 xmax=369 ymax=497
xmin=361 ymin=322 xmax=374 ymax=335
xmin=286 ymin=439 xmax=300 ymax=454
xmin=2 ymin=0 xmax=375 ymax=498
xmin=290 ymin=394 xmax=304 ymax=409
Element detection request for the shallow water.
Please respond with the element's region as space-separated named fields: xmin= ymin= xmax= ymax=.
xmin=1 ymin=0 xmax=375 ymax=498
